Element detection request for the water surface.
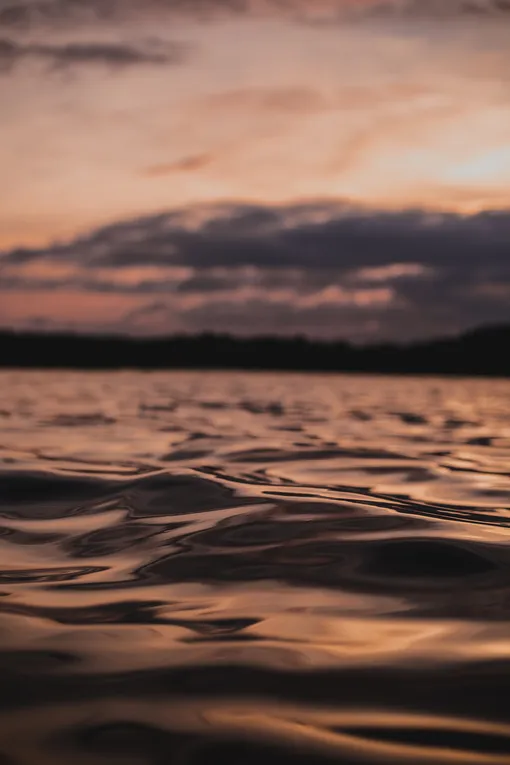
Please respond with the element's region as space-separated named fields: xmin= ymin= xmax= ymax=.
xmin=1 ymin=370 xmax=510 ymax=764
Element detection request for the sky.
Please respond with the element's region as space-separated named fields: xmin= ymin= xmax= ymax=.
xmin=1 ymin=0 xmax=510 ymax=341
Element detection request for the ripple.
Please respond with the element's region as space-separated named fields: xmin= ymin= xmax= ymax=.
xmin=363 ymin=539 xmax=497 ymax=579
xmin=0 ymin=370 xmax=510 ymax=763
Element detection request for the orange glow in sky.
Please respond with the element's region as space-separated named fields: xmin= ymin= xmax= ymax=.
xmin=1 ymin=0 xmax=510 ymax=339
xmin=2 ymin=4 xmax=510 ymax=249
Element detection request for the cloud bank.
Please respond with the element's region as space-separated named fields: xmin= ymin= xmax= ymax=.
xmin=1 ymin=202 xmax=509 ymax=340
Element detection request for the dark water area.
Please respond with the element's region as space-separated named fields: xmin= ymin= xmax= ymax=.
xmin=1 ymin=371 xmax=510 ymax=764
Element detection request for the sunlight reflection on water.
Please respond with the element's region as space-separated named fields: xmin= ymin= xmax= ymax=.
xmin=0 ymin=370 xmax=510 ymax=763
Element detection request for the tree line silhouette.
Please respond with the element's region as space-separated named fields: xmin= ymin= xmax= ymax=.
xmin=0 ymin=324 xmax=509 ymax=375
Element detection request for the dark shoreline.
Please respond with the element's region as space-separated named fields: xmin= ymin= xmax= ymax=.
xmin=1 ymin=324 xmax=509 ymax=376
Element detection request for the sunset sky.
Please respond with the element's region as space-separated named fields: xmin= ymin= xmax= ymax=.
xmin=1 ymin=0 xmax=510 ymax=340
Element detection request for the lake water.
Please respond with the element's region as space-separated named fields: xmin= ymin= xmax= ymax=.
xmin=1 ymin=370 xmax=510 ymax=764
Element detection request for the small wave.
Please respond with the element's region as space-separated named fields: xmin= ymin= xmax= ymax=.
xmin=0 ymin=370 xmax=510 ymax=763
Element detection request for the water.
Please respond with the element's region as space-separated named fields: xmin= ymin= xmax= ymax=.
xmin=1 ymin=370 xmax=510 ymax=765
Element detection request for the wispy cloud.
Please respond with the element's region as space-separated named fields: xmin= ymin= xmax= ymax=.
xmin=200 ymin=87 xmax=330 ymax=114
xmin=142 ymin=154 xmax=212 ymax=177
xmin=0 ymin=36 xmax=188 ymax=71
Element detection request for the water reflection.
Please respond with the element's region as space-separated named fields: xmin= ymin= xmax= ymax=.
xmin=0 ymin=371 xmax=510 ymax=763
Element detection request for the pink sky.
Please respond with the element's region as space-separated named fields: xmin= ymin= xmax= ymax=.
xmin=1 ymin=0 xmax=510 ymax=338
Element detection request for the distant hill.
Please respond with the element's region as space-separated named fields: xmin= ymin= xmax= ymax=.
xmin=0 ymin=325 xmax=509 ymax=375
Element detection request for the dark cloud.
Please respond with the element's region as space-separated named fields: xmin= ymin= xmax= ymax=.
xmin=0 ymin=0 xmax=116 ymax=29
xmin=2 ymin=0 xmax=510 ymax=29
xmin=0 ymin=0 xmax=246 ymax=30
xmin=2 ymin=201 xmax=510 ymax=340
xmin=0 ymin=36 xmax=187 ymax=70
xmin=23 ymin=202 xmax=510 ymax=273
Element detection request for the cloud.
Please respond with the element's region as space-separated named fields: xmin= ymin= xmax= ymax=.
xmin=142 ymin=154 xmax=212 ymax=177
xmin=44 ymin=202 xmax=510 ymax=274
xmin=200 ymin=87 xmax=330 ymax=115
xmin=353 ymin=263 xmax=431 ymax=282
xmin=2 ymin=0 xmax=510 ymax=29
xmin=4 ymin=201 xmax=510 ymax=278
xmin=0 ymin=36 xmax=188 ymax=71
xmin=2 ymin=201 xmax=510 ymax=340
xmin=0 ymin=0 xmax=115 ymax=29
